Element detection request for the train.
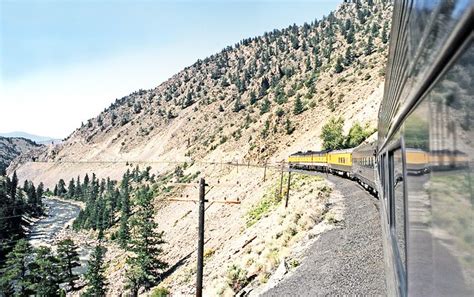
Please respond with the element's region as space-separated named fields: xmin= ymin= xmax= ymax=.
xmin=289 ymin=0 xmax=473 ymax=296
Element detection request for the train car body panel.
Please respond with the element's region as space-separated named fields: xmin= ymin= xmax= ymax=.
xmin=378 ymin=0 xmax=474 ymax=296
xmin=328 ymin=149 xmax=353 ymax=175
xmin=352 ymin=138 xmax=377 ymax=191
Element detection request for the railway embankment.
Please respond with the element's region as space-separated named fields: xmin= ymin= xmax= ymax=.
xmin=261 ymin=172 xmax=386 ymax=296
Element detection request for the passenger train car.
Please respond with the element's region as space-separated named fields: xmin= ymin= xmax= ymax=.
xmin=289 ymin=1 xmax=473 ymax=295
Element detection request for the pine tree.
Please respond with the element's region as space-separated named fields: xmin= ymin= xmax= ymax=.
xmin=334 ymin=56 xmax=344 ymax=73
xmin=344 ymin=46 xmax=354 ymax=66
xmin=293 ymin=96 xmax=304 ymax=115
xmin=84 ymin=245 xmax=107 ymax=297
xmin=75 ymin=176 xmax=82 ymax=199
xmin=28 ymin=246 xmax=61 ymax=296
xmin=0 ymin=239 xmax=32 ymax=296
xmin=126 ymin=186 xmax=167 ymax=294
xmin=57 ymin=238 xmax=81 ymax=291
xmin=259 ymin=98 xmax=271 ymax=115
xmin=67 ymin=179 xmax=76 ymax=199
xmin=10 ymin=171 xmax=18 ymax=201
xmin=118 ymin=171 xmax=131 ymax=247
xmin=381 ymin=21 xmax=389 ymax=44
xmin=285 ymin=118 xmax=295 ymax=135
xmin=365 ymin=36 xmax=375 ymax=56
xmin=57 ymin=179 xmax=67 ymax=197
xmin=233 ymin=96 xmax=244 ymax=112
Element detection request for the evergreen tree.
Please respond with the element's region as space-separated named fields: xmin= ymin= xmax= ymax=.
xmin=10 ymin=171 xmax=18 ymax=201
xmin=28 ymin=246 xmax=61 ymax=296
xmin=57 ymin=179 xmax=67 ymax=197
xmin=365 ymin=36 xmax=375 ymax=56
xmin=75 ymin=176 xmax=82 ymax=199
xmin=346 ymin=27 xmax=355 ymax=44
xmin=259 ymin=98 xmax=271 ymax=115
xmin=0 ymin=239 xmax=32 ymax=296
xmin=381 ymin=21 xmax=389 ymax=44
xmin=84 ymin=245 xmax=107 ymax=297
xmin=334 ymin=56 xmax=344 ymax=73
xmin=233 ymin=96 xmax=244 ymax=112
xmin=249 ymin=91 xmax=257 ymax=105
xmin=67 ymin=178 xmax=76 ymax=199
xmin=293 ymin=96 xmax=304 ymax=115
xmin=126 ymin=186 xmax=167 ymax=294
xmin=285 ymin=118 xmax=295 ymax=135
xmin=26 ymin=182 xmax=38 ymax=214
xmin=344 ymin=46 xmax=354 ymax=66
xmin=57 ymin=238 xmax=81 ymax=291
xmin=118 ymin=171 xmax=131 ymax=247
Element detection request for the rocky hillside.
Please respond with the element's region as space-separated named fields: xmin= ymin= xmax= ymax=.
xmin=0 ymin=137 xmax=43 ymax=175
xmin=11 ymin=0 xmax=391 ymax=186
xmin=7 ymin=0 xmax=393 ymax=295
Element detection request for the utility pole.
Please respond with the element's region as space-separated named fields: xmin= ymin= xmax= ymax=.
xmin=279 ymin=162 xmax=285 ymax=198
xmin=167 ymin=179 xmax=241 ymax=297
xmin=285 ymin=170 xmax=291 ymax=208
xmin=263 ymin=161 xmax=267 ymax=182
xmin=196 ymin=178 xmax=206 ymax=297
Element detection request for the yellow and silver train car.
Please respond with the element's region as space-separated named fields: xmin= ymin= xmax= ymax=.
xmin=288 ymin=150 xmax=328 ymax=171
xmin=327 ymin=149 xmax=353 ymax=177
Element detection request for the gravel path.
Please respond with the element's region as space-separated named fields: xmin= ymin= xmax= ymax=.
xmin=262 ymin=172 xmax=386 ymax=296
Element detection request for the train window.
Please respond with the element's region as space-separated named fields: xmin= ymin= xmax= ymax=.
xmin=389 ymin=147 xmax=407 ymax=277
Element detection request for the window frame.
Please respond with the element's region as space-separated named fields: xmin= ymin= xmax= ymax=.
xmin=387 ymin=138 xmax=409 ymax=292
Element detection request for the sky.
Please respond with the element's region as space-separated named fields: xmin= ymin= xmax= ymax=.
xmin=0 ymin=0 xmax=341 ymax=139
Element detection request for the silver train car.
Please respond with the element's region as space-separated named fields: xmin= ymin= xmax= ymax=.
xmin=352 ymin=138 xmax=377 ymax=193
xmin=377 ymin=0 xmax=473 ymax=296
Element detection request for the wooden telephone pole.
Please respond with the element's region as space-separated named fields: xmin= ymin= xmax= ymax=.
xmin=196 ymin=178 xmax=206 ymax=297
xmin=168 ymin=178 xmax=241 ymax=297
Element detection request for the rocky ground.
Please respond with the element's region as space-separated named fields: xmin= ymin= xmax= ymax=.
xmin=261 ymin=171 xmax=386 ymax=296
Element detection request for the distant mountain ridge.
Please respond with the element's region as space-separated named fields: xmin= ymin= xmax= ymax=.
xmin=0 ymin=136 xmax=44 ymax=175
xmin=0 ymin=131 xmax=60 ymax=144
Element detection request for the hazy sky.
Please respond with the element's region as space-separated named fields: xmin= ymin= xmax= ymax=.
xmin=0 ymin=0 xmax=341 ymax=138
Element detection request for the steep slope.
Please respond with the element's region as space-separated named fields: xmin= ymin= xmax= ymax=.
xmin=0 ymin=137 xmax=43 ymax=175
xmin=11 ymin=0 xmax=391 ymax=188
xmin=8 ymin=1 xmax=393 ymax=295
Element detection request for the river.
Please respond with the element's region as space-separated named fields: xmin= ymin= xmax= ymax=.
xmin=28 ymin=197 xmax=91 ymax=274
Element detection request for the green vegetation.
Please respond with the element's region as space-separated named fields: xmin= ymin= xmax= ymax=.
xmin=57 ymin=238 xmax=81 ymax=290
xmin=126 ymin=186 xmax=168 ymax=295
xmin=226 ymin=264 xmax=249 ymax=293
xmin=0 ymin=238 xmax=82 ymax=295
xmin=293 ymin=95 xmax=304 ymax=115
xmin=0 ymin=172 xmax=44 ymax=267
xmin=320 ymin=117 xmax=375 ymax=150
xmin=85 ymin=245 xmax=108 ymax=296
xmin=151 ymin=287 xmax=170 ymax=297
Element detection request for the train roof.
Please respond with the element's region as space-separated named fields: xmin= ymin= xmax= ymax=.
xmin=289 ymin=149 xmax=330 ymax=156
xmin=329 ymin=148 xmax=354 ymax=154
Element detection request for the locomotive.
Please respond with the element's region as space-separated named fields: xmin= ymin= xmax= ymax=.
xmin=289 ymin=0 xmax=473 ymax=295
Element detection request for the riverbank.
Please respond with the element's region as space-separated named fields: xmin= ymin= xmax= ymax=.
xmin=46 ymin=195 xmax=86 ymax=209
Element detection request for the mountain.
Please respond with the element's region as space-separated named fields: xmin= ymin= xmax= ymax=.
xmin=10 ymin=1 xmax=392 ymax=294
xmin=12 ymin=1 xmax=391 ymax=186
xmin=0 ymin=136 xmax=44 ymax=175
xmin=0 ymin=131 xmax=60 ymax=144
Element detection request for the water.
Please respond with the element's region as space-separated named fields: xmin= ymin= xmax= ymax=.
xmin=28 ymin=198 xmax=91 ymax=274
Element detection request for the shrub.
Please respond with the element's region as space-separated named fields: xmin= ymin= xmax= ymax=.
xmin=226 ymin=265 xmax=249 ymax=293
xmin=151 ymin=287 xmax=170 ymax=297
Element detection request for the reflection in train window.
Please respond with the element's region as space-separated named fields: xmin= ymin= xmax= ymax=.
xmin=404 ymin=39 xmax=473 ymax=296
xmin=390 ymin=148 xmax=406 ymax=274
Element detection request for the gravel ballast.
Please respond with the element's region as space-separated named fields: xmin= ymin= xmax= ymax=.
xmin=261 ymin=172 xmax=386 ymax=296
